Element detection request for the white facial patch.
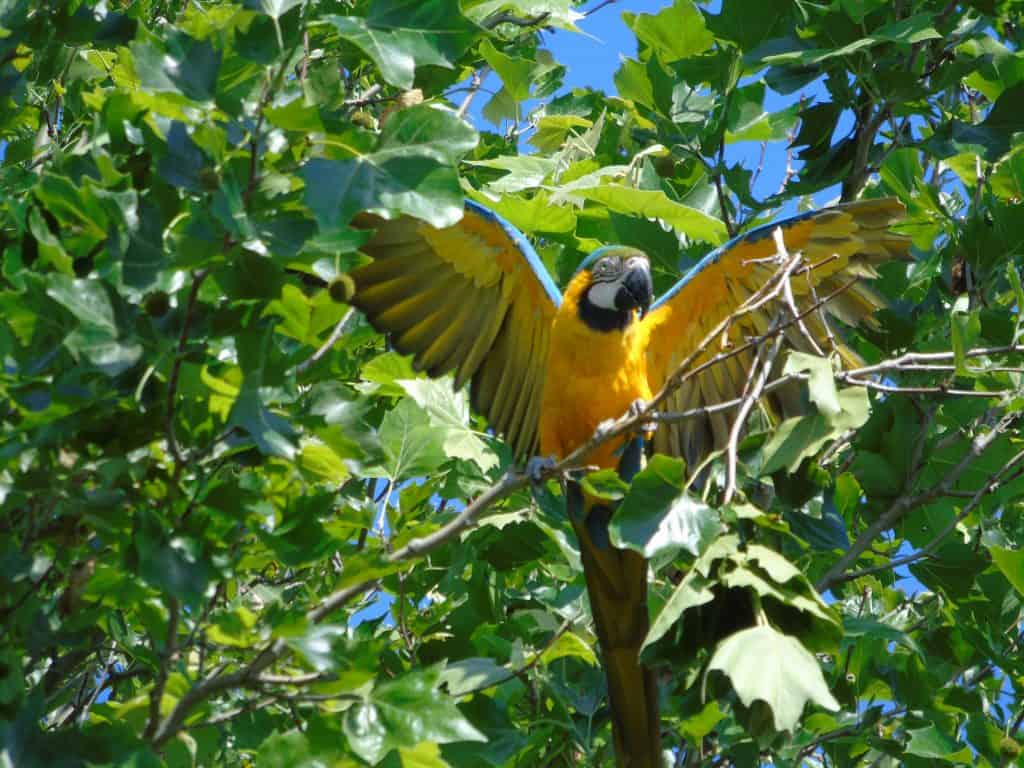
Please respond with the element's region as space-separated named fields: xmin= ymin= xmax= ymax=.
xmin=588 ymin=279 xmax=621 ymax=310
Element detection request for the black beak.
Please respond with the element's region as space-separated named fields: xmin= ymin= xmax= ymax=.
xmin=615 ymin=260 xmax=653 ymax=318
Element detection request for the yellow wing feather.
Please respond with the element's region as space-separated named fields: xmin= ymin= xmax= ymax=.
xmin=642 ymin=198 xmax=911 ymax=467
xmin=351 ymin=204 xmax=559 ymax=458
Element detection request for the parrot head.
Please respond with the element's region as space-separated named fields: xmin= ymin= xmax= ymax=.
xmin=574 ymin=245 xmax=653 ymax=332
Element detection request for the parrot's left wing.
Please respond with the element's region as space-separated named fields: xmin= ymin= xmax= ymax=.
xmin=641 ymin=198 xmax=910 ymax=467
xmin=350 ymin=201 xmax=561 ymax=459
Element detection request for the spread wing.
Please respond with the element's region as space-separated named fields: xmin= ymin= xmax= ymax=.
xmin=642 ymin=198 xmax=910 ymax=467
xmin=350 ymin=200 xmax=560 ymax=458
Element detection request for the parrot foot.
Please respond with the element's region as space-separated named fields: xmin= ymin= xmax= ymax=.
xmin=628 ymin=398 xmax=658 ymax=433
xmin=526 ymin=454 xmax=557 ymax=482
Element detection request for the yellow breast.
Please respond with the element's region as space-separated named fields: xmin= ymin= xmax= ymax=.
xmin=539 ymin=275 xmax=652 ymax=469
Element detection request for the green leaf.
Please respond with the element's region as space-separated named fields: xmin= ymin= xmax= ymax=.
xmin=762 ymin=13 xmax=941 ymax=66
xmin=1007 ymin=263 xmax=1024 ymax=343
xmin=342 ymin=667 xmax=486 ymax=765
xmin=569 ymin=186 xmax=728 ymax=245
xmin=136 ymin=527 xmax=210 ymax=606
xmin=229 ymin=386 xmax=298 ymax=459
xmin=579 ymin=469 xmax=629 ymax=504
xmin=398 ymin=742 xmax=451 ymax=768
xmin=610 ymin=456 xmax=720 ymax=560
xmin=540 ymin=632 xmax=598 ymax=667
xmin=761 ymin=387 xmax=870 ymax=474
xmin=33 ymin=174 xmax=108 ymax=242
xmin=362 ymin=352 xmax=421 ymax=398
xmin=707 ymin=0 xmax=795 ymax=51
xmin=721 ymin=547 xmax=839 ymax=630
xmin=643 ymin=534 xmax=742 ymax=650
xmin=678 ymin=700 xmax=725 ymax=743
xmin=466 ymin=156 xmax=556 ymax=195
xmin=990 ymin=546 xmax=1024 ymax=596
xmin=727 ymin=103 xmax=799 ymax=143
xmin=123 ymin=201 xmax=168 ymax=289
xmin=472 ymin=191 xmax=576 ymax=234
xmin=130 ymin=30 xmax=221 ymax=102
xmin=265 ymin=97 xmax=324 ymax=133
xmin=704 ymin=625 xmax=839 ymax=732
xmin=839 ymin=0 xmax=887 ymax=23
xmin=64 ymin=325 xmax=143 ymax=377
xmin=377 ymin=398 xmax=449 ymax=481
xmin=924 ymin=83 xmax=1024 ymax=163
xmin=950 ymin=295 xmax=981 ymax=376
xmin=325 ymin=0 xmax=473 ymax=89
xmin=783 ymin=352 xmax=840 ymax=418
xmin=465 ymin=0 xmax=583 ymax=31
xmin=399 ymin=377 xmax=499 ymax=472
xmin=905 ymin=725 xmax=973 ymax=761
xmin=255 ymin=730 xmax=320 ymax=768
xmin=45 ymin=275 xmax=116 ymax=332
xmin=613 ymin=57 xmax=655 ymax=111
xmin=623 ymin=0 xmax=713 ymax=63
xmin=439 ymin=658 xmax=509 ymax=697
xmin=303 ymin=105 xmax=477 ymax=230
xmin=298 ymin=439 xmax=351 ymax=484
xmin=480 ymin=40 xmax=535 ymax=102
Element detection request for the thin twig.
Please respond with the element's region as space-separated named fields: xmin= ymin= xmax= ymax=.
xmin=457 ymin=70 xmax=486 ymax=119
xmin=723 ymin=331 xmax=784 ymax=504
xmin=165 ymin=269 xmax=211 ymax=470
xmin=459 ymin=615 xmax=576 ymax=697
xmin=294 ymin=308 xmax=355 ymax=375
xmin=585 ymin=0 xmax=618 ymax=16
xmin=713 ymin=140 xmax=735 ymax=237
xmin=777 ymin=97 xmax=803 ymax=196
xmin=254 ymin=671 xmax=331 ymax=686
xmin=482 ymin=10 xmax=551 ymax=28
xmin=344 ymin=83 xmax=383 ymax=109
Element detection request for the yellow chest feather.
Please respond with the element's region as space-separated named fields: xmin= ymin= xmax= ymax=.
xmin=539 ymin=306 xmax=652 ymax=467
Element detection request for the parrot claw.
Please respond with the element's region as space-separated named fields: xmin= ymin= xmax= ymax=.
xmin=593 ymin=417 xmax=617 ymax=441
xmin=628 ymin=398 xmax=658 ymax=433
xmin=526 ymin=455 xmax=557 ymax=483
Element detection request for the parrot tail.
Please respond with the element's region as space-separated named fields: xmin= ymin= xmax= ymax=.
xmin=570 ymin=491 xmax=661 ymax=768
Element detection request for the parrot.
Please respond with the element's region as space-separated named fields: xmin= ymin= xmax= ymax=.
xmin=348 ymin=197 xmax=909 ymax=767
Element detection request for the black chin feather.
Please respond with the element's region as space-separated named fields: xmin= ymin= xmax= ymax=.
xmin=578 ymin=292 xmax=632 ymax=332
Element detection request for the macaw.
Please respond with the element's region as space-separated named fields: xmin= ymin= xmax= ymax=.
xmin=349 ymin=198 xmax=909 ymax=767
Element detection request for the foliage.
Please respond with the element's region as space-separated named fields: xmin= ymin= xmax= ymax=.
xmin=2 ymin=0 xmax=1024 ymax=766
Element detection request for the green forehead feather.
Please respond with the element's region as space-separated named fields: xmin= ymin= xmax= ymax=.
xmin=575 ymin=245 xmax=648 ymax=274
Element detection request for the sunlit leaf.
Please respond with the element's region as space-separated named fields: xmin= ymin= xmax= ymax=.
xmin=704 ymin=625 xmax=839 ymax=732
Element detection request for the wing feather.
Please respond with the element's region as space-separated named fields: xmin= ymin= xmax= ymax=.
xmin=351 ymin=202 xmax=559 ymax=459
xmin=644 ymin=198 xmax=910 ymax=467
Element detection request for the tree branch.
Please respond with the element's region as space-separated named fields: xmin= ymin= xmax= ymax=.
xmin=830 ymin=448 xmax=1024 ymax=585
xmin=841 ymin=99 xmax=888 ymax=202
xmin=816 ymin=412 xmax=1018 ymax=592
